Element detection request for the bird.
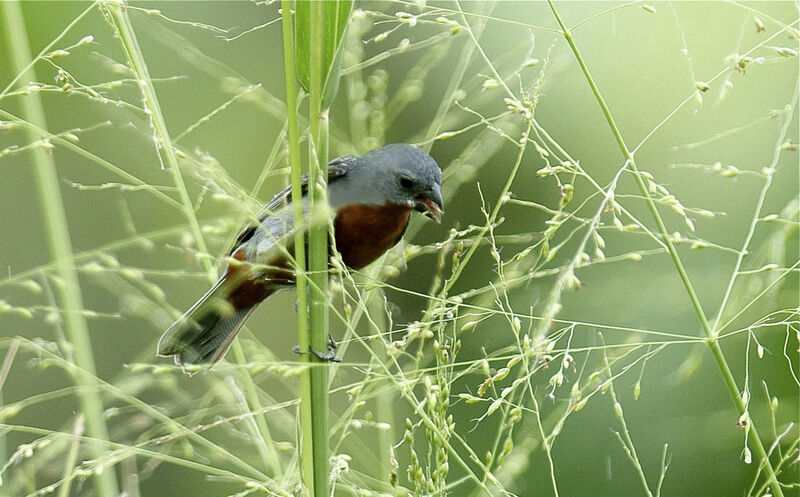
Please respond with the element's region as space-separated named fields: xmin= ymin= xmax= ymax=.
xmin=157 ymin=143 xmax=443 ymax=367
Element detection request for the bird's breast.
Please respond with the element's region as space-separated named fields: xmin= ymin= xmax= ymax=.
xmin=333 ymin=202 xmax=412 ymax=270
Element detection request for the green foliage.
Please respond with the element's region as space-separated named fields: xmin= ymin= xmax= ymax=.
xmin=0 ymin=2 xmax=798 ymax=497
xmin=295 ymin=0 xmax=352 ymax=108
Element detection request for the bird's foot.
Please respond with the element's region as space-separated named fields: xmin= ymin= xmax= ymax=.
xmin=311 ymin=345 xmax=341 ymax=362
xmin=293 ymin=337 xmax=341 ymax=362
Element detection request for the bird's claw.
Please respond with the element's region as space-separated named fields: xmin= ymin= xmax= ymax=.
xmin=311 ymin=345 xmax=341 ymax=362
xmin=293 ymin=335 xmax=341 ymax=362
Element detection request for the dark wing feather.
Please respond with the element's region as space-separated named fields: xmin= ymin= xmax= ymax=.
xmin=230 ymin=156 xmax=355 ymax=251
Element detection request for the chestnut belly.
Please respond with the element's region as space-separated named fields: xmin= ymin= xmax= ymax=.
xmin=225 ymin=202 xmax=411 ymax=308
xmin=333 ymin=202 xmax=412 ymax=270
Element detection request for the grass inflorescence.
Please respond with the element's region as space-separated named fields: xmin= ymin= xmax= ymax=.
xmin=0 ymin=2 xmax=797 ymax=497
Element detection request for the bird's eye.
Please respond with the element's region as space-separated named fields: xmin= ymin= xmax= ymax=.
xmin=399 ymin=176 xmax=415 ymax=189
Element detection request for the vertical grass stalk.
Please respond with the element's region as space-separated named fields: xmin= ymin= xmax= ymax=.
xmin=280 ymin=0 xmax=310 ymax=487
xmin=546 ymin=2 xmax=784 ymax=495
xmin=305 ymin=1 xmax=331 ymax=494
xmin=0 ymin=2 xmax=119 ymax=495
xmin=370 ymin=294 xmax=394 ymax=482
xmin=282 ymin=2 xmax=329 ymax=495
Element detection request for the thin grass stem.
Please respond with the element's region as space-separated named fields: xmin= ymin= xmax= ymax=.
xmin=0 ymin=2 xmax=119 ymax=495
xmin=57 ymin=415 xmax=84 ymax=497
xmin=19 ymin=337 xmax=270 ymax=481
xmin=102 ymin=1 xmax=214 ymax=278
xmin=546 ymin=2 xmax=786 ymax=495
xmin=105 ymin=1 xmax=288 ymax=479
xmin=231 ymin=342 xmax=283 ymax=476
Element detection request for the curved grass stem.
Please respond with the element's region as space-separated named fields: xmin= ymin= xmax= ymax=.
xmin=102 ymin=1 xmax=213 ymax=278
xmin=546 ymin=2 xmax=785 ymax=495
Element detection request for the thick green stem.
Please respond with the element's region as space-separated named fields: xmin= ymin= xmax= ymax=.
xmin=546 ymin=2 xmax=784 ymax=495
xmin=1 ymin=2 xmax=119 ymax=495
xmin=282 ymin=2 xmax=329 ymax=495
xmin=307 ymin=0 xmax=330 ymax=351
xmin=304 ymin=1 xmax=331 ymax=495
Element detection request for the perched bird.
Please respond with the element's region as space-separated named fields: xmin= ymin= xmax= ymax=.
xmin=157 ymin=144 xmax=443 ymax=367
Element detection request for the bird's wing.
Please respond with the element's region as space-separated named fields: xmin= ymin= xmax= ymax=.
xmin=230 ymin=156 xmax=355 ymax=251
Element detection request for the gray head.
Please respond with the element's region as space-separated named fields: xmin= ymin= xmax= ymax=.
xmin=329 ymin=144 xmax=444 ymax=222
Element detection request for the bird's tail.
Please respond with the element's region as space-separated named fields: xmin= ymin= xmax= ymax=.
xmin=157 ymin=277 xmax=266 ymax=367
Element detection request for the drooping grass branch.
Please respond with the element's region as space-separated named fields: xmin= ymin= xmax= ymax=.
xmin=0 ymin=2 xmax=119 ymax=496
xmin=546 ymin=2 xmax=785 ymax=495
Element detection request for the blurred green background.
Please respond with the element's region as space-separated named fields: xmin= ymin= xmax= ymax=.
xmin=0 ymin=1 xmax=797 ymax=496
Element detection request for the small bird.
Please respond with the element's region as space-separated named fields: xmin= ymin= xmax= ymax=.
xmin=157 ymin=144 xmax=443 ymax=367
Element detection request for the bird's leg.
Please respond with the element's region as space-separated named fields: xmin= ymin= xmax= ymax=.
xmin=290 ymin=297 xmax=340 ymax=361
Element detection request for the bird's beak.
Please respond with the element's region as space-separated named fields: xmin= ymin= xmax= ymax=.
xmin=414 ymin=184 xmax=444 ymax=224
